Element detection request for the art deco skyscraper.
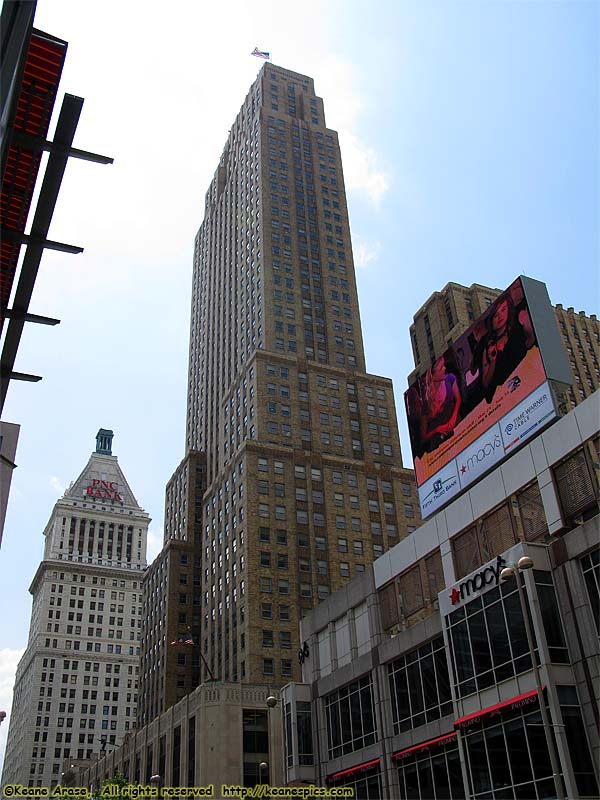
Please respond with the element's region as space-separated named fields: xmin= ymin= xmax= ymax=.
xmin=1 ymin=430 xmax=148 ymax=788
xmin=186 ymin=65 xmax=418 ymax=687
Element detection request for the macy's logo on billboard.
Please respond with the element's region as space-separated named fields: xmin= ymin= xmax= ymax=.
xmin=449 ymin=556 xmax=506 ymax=605
xmin=459 ymin=432 xmax=502 ymax=476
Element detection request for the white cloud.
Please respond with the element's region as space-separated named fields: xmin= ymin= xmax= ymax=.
xmin=49 ymin=475 xmax=65 ymax=495
xmin=340 ymin=132 xmax=390 ymax=206
xmin=0 ymin=648 xmax=25 ymax=774
xmin=316 ymin=55 xmax=391 ymax=206
xmin=146 ymin=528 xmax=162 ymax=563
xmin=354 ymin=239 xmax=382 ymax=269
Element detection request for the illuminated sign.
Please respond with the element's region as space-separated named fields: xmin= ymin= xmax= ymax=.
xmin=405 ymin=277 xmax=560 ymax=518
xmin=85 ymin=479 xmax=122 ymax=501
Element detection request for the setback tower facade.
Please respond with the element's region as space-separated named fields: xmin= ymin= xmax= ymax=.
xmin=186 ymin=64 xmax=418 ymax=687
xmin=1 ymin=430 xmax=149 ymax=788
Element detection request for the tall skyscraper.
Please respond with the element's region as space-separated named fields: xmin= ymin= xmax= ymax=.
xmin=408 ymin=280 xmax=600 ymax=409
xmin=1 ymin=430 xmax=149 ymax=788
xmin=185 ymin=64 xmax=418 ymax=688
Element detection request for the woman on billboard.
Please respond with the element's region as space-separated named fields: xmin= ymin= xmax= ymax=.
xmin=481 ymin=292 xmax=536 ymax=403
xmin=419 ymin=355 xmax=462 ymax=452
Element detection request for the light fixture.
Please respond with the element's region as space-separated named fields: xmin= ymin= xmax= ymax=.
xmin=266 ymin=695 xmax=277 ymax=708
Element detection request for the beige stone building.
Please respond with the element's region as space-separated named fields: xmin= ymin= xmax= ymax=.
xmin=408 ymin=281 xmax=600 ymax=411
xmin=80 ymin=683 xmax=283 ymax=790
xmin=138 ymin=451 xmax=207 ymax=727
xmin=184 ymin=63 xmax=419 ymax=691
xmin=1 ymin=430 xmax=149 ymax=788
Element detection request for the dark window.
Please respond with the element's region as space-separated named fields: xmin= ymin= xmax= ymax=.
xmin=396 ymin=740 xmax=464 ymax=800
xmin=388 ymin=636 xmax=452 ymax=734
xmin=447 ymin=581 xmax=535 ymax=698
xmin=297 ymin=702 xmax=314 ymax=766
xmin=325 ymin=674 xmax=377 ymax=758
xmin=557 ymin=685 xmax=599 ymax=796
xmin=581 ymin=550 xmax=600 ymax=633
xmin=534 ymin=571 xmax=569 ymax=663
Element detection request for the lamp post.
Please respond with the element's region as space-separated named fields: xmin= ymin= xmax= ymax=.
xmin=500 ymin=556 xmax=565 ymax=800
xmin=258 ymin=761 xmax=268 ymax=785
xmin=150 ymin=774 xmax=161 ymax=799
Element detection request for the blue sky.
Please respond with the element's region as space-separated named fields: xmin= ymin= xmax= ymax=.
xmin=0 ymin=0 xmax=598 ymax=770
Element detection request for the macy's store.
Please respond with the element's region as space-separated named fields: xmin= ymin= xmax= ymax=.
xmin=286 ymin=395 xmax=600 ymax=799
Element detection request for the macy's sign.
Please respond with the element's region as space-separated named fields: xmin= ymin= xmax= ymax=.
xmin=449 ymin=555 xmax=506 ymax=606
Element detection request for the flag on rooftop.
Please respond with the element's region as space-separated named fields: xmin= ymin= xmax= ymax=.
xmin=251 ymin=47 xmax=271 ymax=60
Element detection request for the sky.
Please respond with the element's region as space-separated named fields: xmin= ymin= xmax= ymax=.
xmin=0 ymin=0 xmax=598 ymax=772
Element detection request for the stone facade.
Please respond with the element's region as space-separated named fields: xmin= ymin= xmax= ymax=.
xmin=138 ymin=452 xmax=206 ymax=727
xmin=184 ymin=64 xmax=420 ymax=690
xmin=1 ymin=430 xmax=149 ymax=787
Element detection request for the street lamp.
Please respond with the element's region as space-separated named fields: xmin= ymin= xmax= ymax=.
xmin=500 ymin=556 xmax=564 ymax=800
xmin=266 ymin=695 xmax=277 ymax=709
xmin=258 ymin=762 xmax=268 ymax=785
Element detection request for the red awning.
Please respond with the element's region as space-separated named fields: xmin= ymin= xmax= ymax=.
xmin=454 ymin=687 xmax=542 ymax=730
xmin=1 ymin=29 xmax=67 ymax=309
xmin=327 ymin=758 xmax=380 ymax=784
xmin=392 ymin=732 xmax=457 ymax=761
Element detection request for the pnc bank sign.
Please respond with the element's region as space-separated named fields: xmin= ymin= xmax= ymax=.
xmin=449 ymin=555 xmax=506 ymax=606
xmin=85 ymin=479 xmax=123 ymax=501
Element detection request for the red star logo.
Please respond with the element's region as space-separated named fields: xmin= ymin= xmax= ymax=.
xmin=460 ymin=464 xmax=466 ymax=474
xmin=450 ymin=587 xmax=461 ymax=605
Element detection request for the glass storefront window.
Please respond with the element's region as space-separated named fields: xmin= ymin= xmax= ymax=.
xmin=329 ymin=766 xmax=382 ymax=800
xmin=447 ymin=582 xmax=535 ymax=698
xmin=462 ymin=706 xmax=557 ymax=800
xmin=325 ymin=674 xmax=377 ymax=758
xmin=396 ymin=741 xmax=465 ymax=800
xmin=388 ymin=636 xmax=452 ymax=734
xmin=557 ymin=685 xmax=599 ymax=797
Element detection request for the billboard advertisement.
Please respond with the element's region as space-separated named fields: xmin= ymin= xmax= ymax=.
xmin=405 ymin=277 xmax=560 ymax=518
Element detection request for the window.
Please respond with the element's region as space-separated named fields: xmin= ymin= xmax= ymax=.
xmin=554 ymin=448 xmax=598 ymax=523
xmin=339 ymin=563 xmax=350 ymax=577
xmin=337 ymin=538 xmax=348 ymax=553
xmin=262 ymin=630 xmax=273 ymax=648
xmin=388 ymin=636 xmax=452 ymax=734
xmin=398 ymin=565 xmax=423 ymax=616
xmin=263 ymin=659 xmax=274 ymax=676
xmin=581 ymin=550 xmax=600 ymax=633
xmin=325 ymin=675 xmax=377 ymax=758
xmin=447 ymin=577 xmax=536 ymax=698
xmin=557 ymin=685 xmax=599 ymax=796
xmin=452 ymin=503 xmax=516 ymax=580
xmin=396 ymin=738 xmax=463 ymax=800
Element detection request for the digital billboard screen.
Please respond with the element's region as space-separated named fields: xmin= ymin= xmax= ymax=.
xmin=405 ymin=277 xmax=558 ymax=517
